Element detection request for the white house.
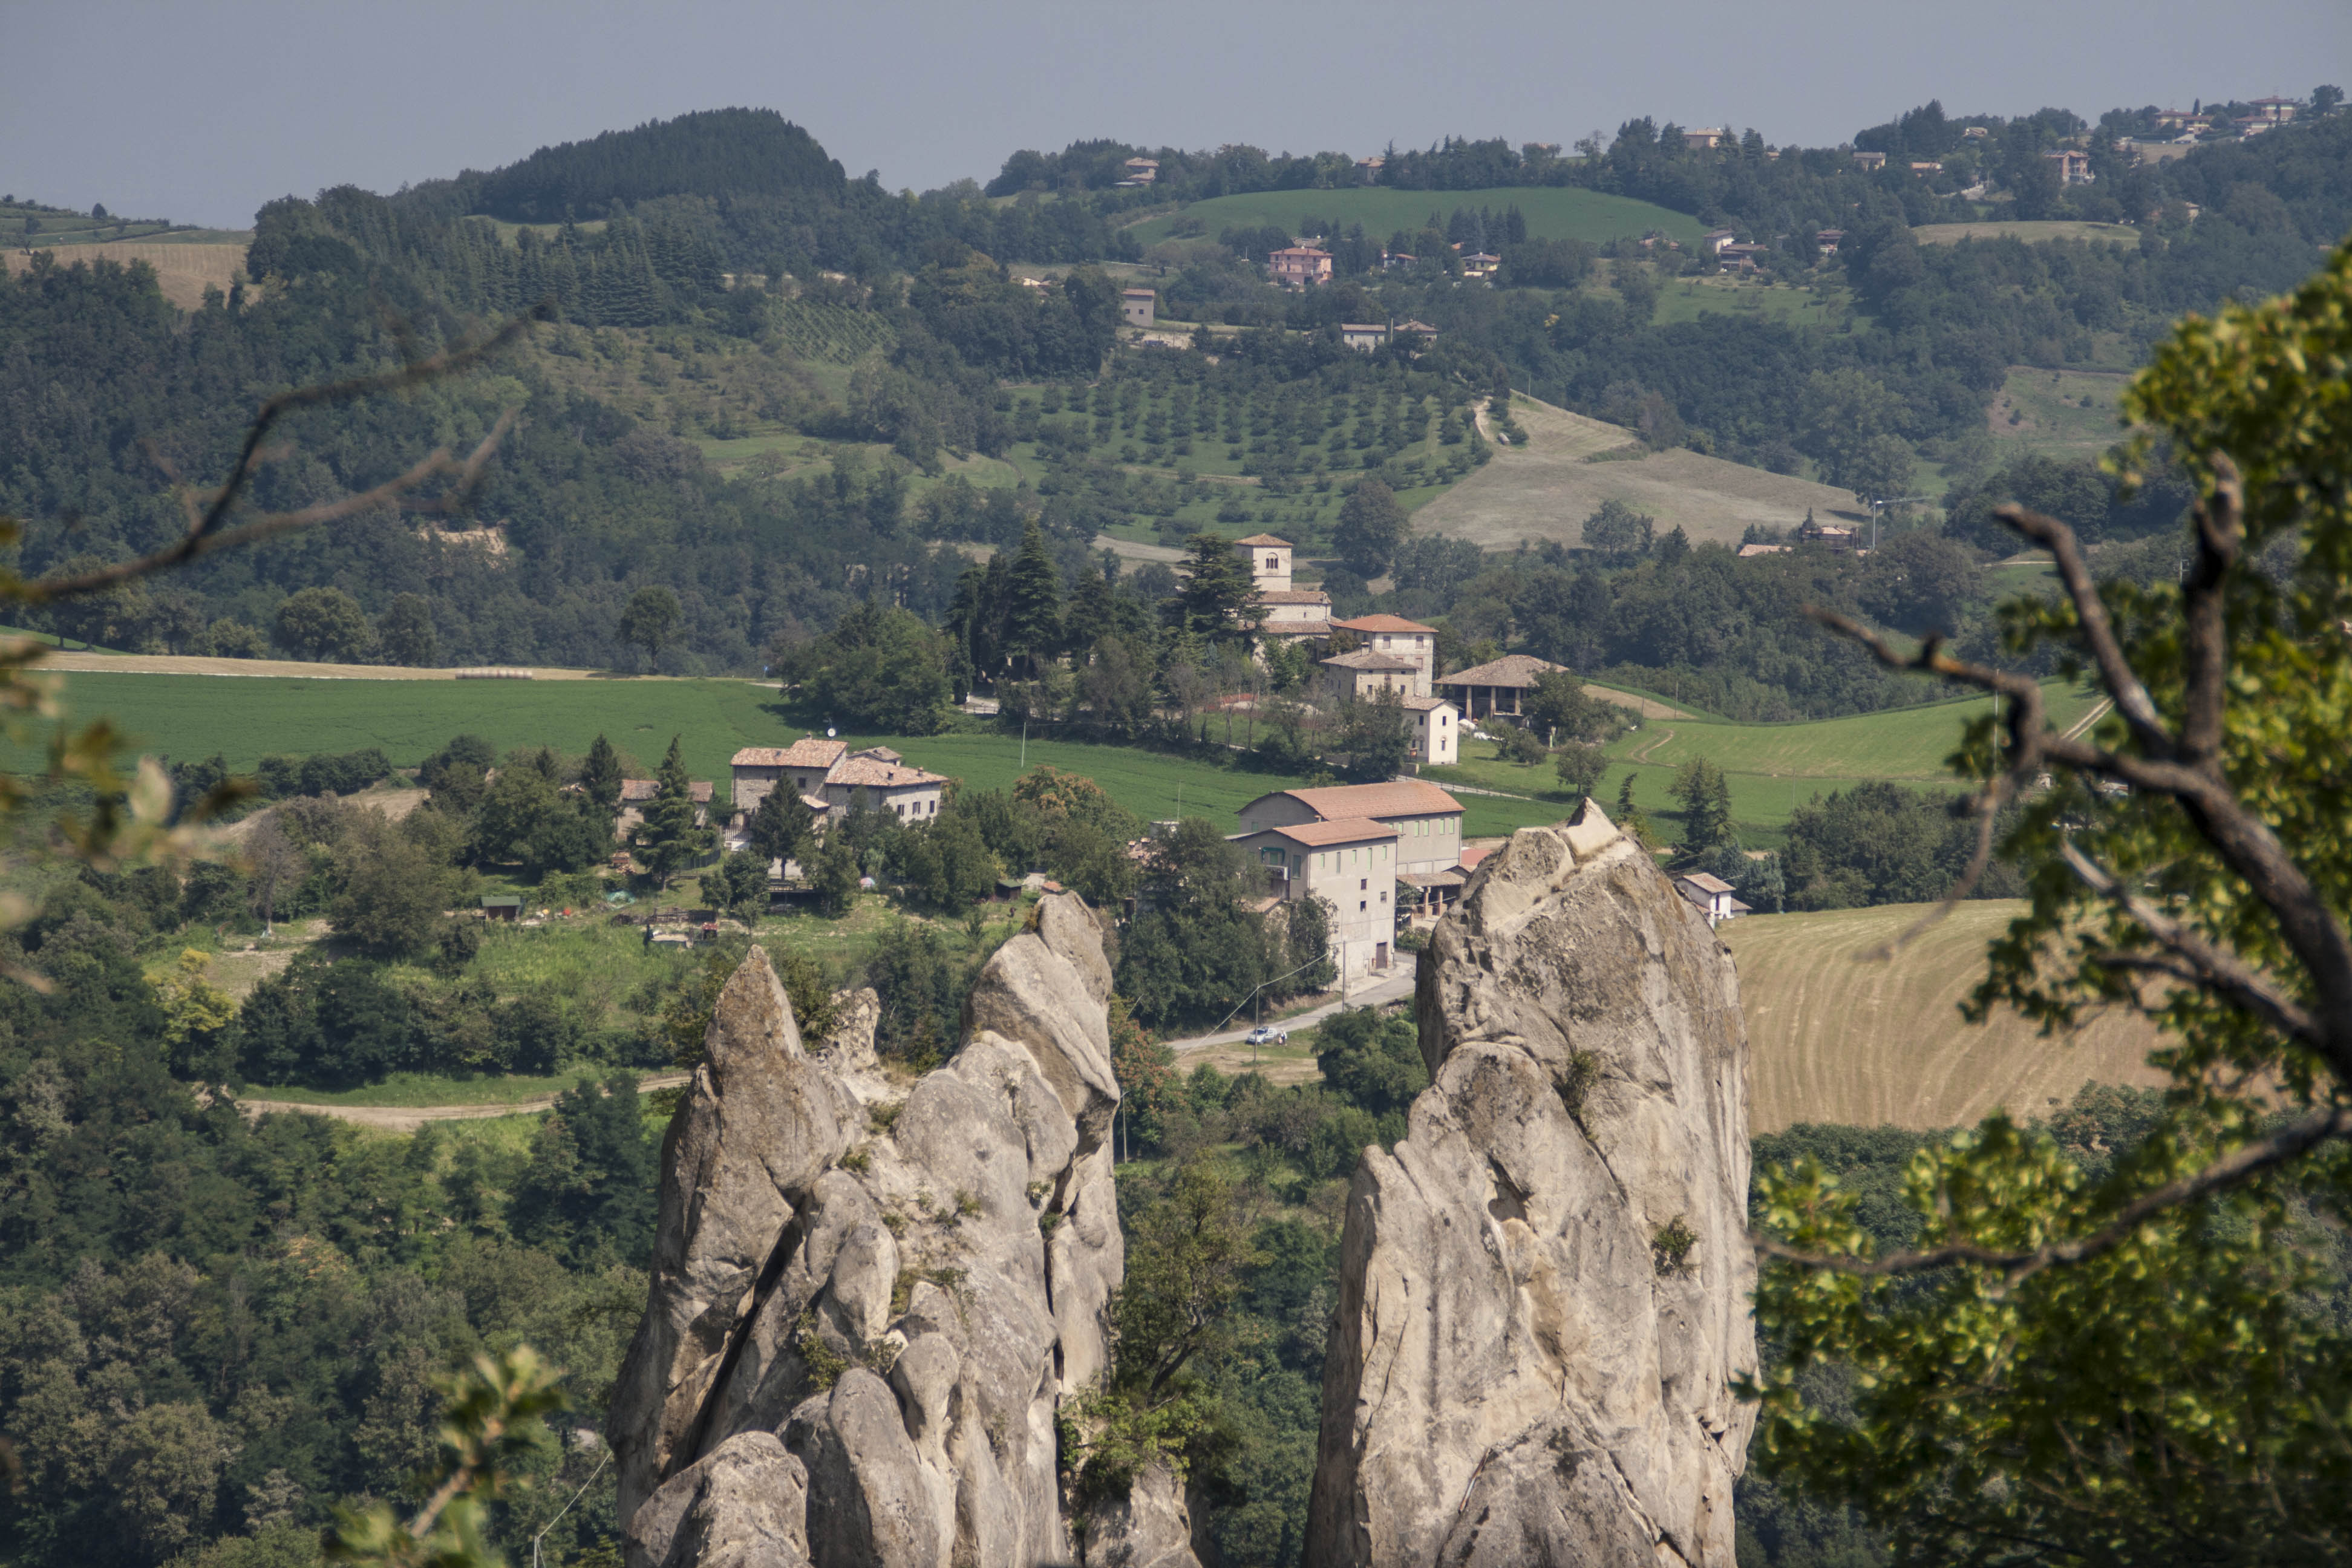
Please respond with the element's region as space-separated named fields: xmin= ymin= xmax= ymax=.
xmin=1227 ymin=816 xmax=1402 ymax=978
xmin=1330 ymin=613 xmax=1437 ymax=695
xmin=1674 ymin=872 xmax=1751 ymax=927
xmin=1401 ymin=694 xmax=1460 ymax=765
xmin=1120 ymin=288 xmax=1156 ymax=327
xmin=1236 ymin=780 xmax=1465 ymax=879
xmin=1339 ymin=322 xmax=1388 ymax=352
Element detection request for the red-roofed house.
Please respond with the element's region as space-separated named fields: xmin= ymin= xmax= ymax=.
xmin=1236 ymin=780 xmax=1464 ymax=878
xmin=1330 ymin=613 xmax=1436 ymax=695
xmin=1269 ymin=246 xmax=1332 ymax=286
xmin=730 ymin=738 xmax=950 ymax=831
xmin=1226 ymin=815 xmax=1402 ymax=976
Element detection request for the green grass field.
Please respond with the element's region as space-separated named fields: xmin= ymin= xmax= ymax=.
xmin=1647 ymin=276 xmax=1854 ymax=330
xmin=30 ymin=661 xmax=2100 ymax=845
xmin=1123 ymin=188 xmax=1706 ymax=249
xmin=1911 ymin=220 xmax=2141 ymax=247
xmin=1988 ymin=366 xmax=2138 ymax=458
xmin=1428 ymin=681 xmax=2100 ymax=843
xmin=28 ymin=669 xmax=1526 ymax=829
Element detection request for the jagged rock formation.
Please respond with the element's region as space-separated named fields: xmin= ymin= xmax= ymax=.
xmin=611 ymin=897 xmax=1197 ymax=1568
xmin=1306 ymin=803 xmax=1756 ymax=1567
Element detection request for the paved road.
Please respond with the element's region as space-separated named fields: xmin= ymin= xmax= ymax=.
xmin=241 ymin=976 xmax=1420 ymax=1129
xmin=1166 ymin=973 xmax=1416 ymax=1056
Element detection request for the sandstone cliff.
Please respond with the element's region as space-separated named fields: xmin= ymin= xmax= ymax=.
xmin=1306 ymin=803 xmax=1756 ymax=1567
xmin=610 ymin=895 xmax=1198 ymax=1568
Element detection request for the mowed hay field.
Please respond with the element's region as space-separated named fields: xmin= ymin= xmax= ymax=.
xmin=1725 ymin=901 xmax=2168 ymax=1132
xmin=3 ymin=242 xmax=249 ymax=312
xmin=1123 ymin=187 xmax=1706 ymax=249
xmin=1413 ymin=395 xmax=1866 ymax=550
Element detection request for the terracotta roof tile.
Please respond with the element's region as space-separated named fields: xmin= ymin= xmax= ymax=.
xmin=1239 ymin=816 xmax=1398 ymax=848
xmin=1330 ymin=613 xmax=1437 ymax=634
xmin=1233 ymin=533 xmax=1293 ymax=547
xmin=1321 ymin=648 xmax=1420 ymax=671
xmin=1437 ymin=654 xmax=1564 ymax=690
xmin=1251 ymin=780 xmax=1463 ymax=821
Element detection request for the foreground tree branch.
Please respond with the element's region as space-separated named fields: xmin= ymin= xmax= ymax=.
xmin=15 ymin=316 xmax=530 ymax=606
xmin=1768 ymin=477 xmax=2352 ymax=1271
xmin=1753 ymin=1103 xmax=2352 ymax=1285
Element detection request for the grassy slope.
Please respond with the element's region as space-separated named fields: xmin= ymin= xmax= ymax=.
xmin=30 ymin=668 xmax=1593 ymax=832
xmin=1988 ymin=365 xmax=2138 ymax=459
xmin=1912 ymin=220 xmax=2141 ymax=246
xmin=1123 ymin=188 xmax=1706 ymax=248
xmin=1429 ymin=681 xmax=2099 ymax=841
xmin=1724 ymin=900 xmax=2166 ymax=1132
xmin=1411 ymin=394 xmax=1868 ymax=550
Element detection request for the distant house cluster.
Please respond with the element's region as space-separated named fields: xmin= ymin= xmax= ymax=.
xmin=1237 ymin=536 xmax=1460 ymax=765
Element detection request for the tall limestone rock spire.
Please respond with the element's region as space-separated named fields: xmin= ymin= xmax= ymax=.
xmin=609 ymin=895 xmax=1197 ymax=1568
xmin=1305 ymin=802 xmax=1757 ymax=1566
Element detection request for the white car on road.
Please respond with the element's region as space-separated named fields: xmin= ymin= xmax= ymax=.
xmin=1244 ymin=1025 xmax=1289 ymax=1047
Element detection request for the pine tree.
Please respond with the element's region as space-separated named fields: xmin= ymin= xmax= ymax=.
xmin=1669 ymin=755 xmax=1734 ymax=855
xmin=1169 ymin=532 xmax=1260 ymax=644
xmin=581 ymin=734 xmax=624 ymax=814
xmin=1002 ymin=518 xmax=1063 ymax=676
xmin=633 ymin=735 xmax=712 ymax=888
xmin=748 ymin=780 xmax=815 ymax=867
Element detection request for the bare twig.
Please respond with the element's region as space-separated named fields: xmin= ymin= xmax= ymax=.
xmin=16 ymin=317 xmax=529 ymax=606
xmin=1753 ymin=1104 xmax=2352 ymax=1285
xmin=2059 ymin=840 xmax=2318 ymax=1049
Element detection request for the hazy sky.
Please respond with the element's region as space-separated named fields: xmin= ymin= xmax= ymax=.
xmin=5 ymin=1 xmax=2347 ymax=229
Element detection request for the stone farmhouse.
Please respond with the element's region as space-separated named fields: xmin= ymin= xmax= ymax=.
xmin=1235 ymin=534 xmax=1332 ymax=644
xmin=730 ymin=738 xmax=950 ymax=833
xmin=1269 ymin=246 xmax=1333 ymax=287
xmin=1331 ymin=613 xmax=1436 ymax=695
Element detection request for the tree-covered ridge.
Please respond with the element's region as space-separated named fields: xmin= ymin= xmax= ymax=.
xmin=464 ymin=107 xmax=846 ymax=221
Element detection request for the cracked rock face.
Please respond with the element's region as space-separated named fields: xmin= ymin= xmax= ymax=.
xmin=611 ymin=898 xmax=1194 ymax=1568
xmin=1305 ymin=803 xmax=1757 ymax=1567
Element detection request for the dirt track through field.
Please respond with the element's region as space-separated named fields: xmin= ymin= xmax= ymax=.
xmin=1416 ymin=395 xmax=1866 ymax=550
xmin=236 ymin=1073 xmax=693 ymax=1132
